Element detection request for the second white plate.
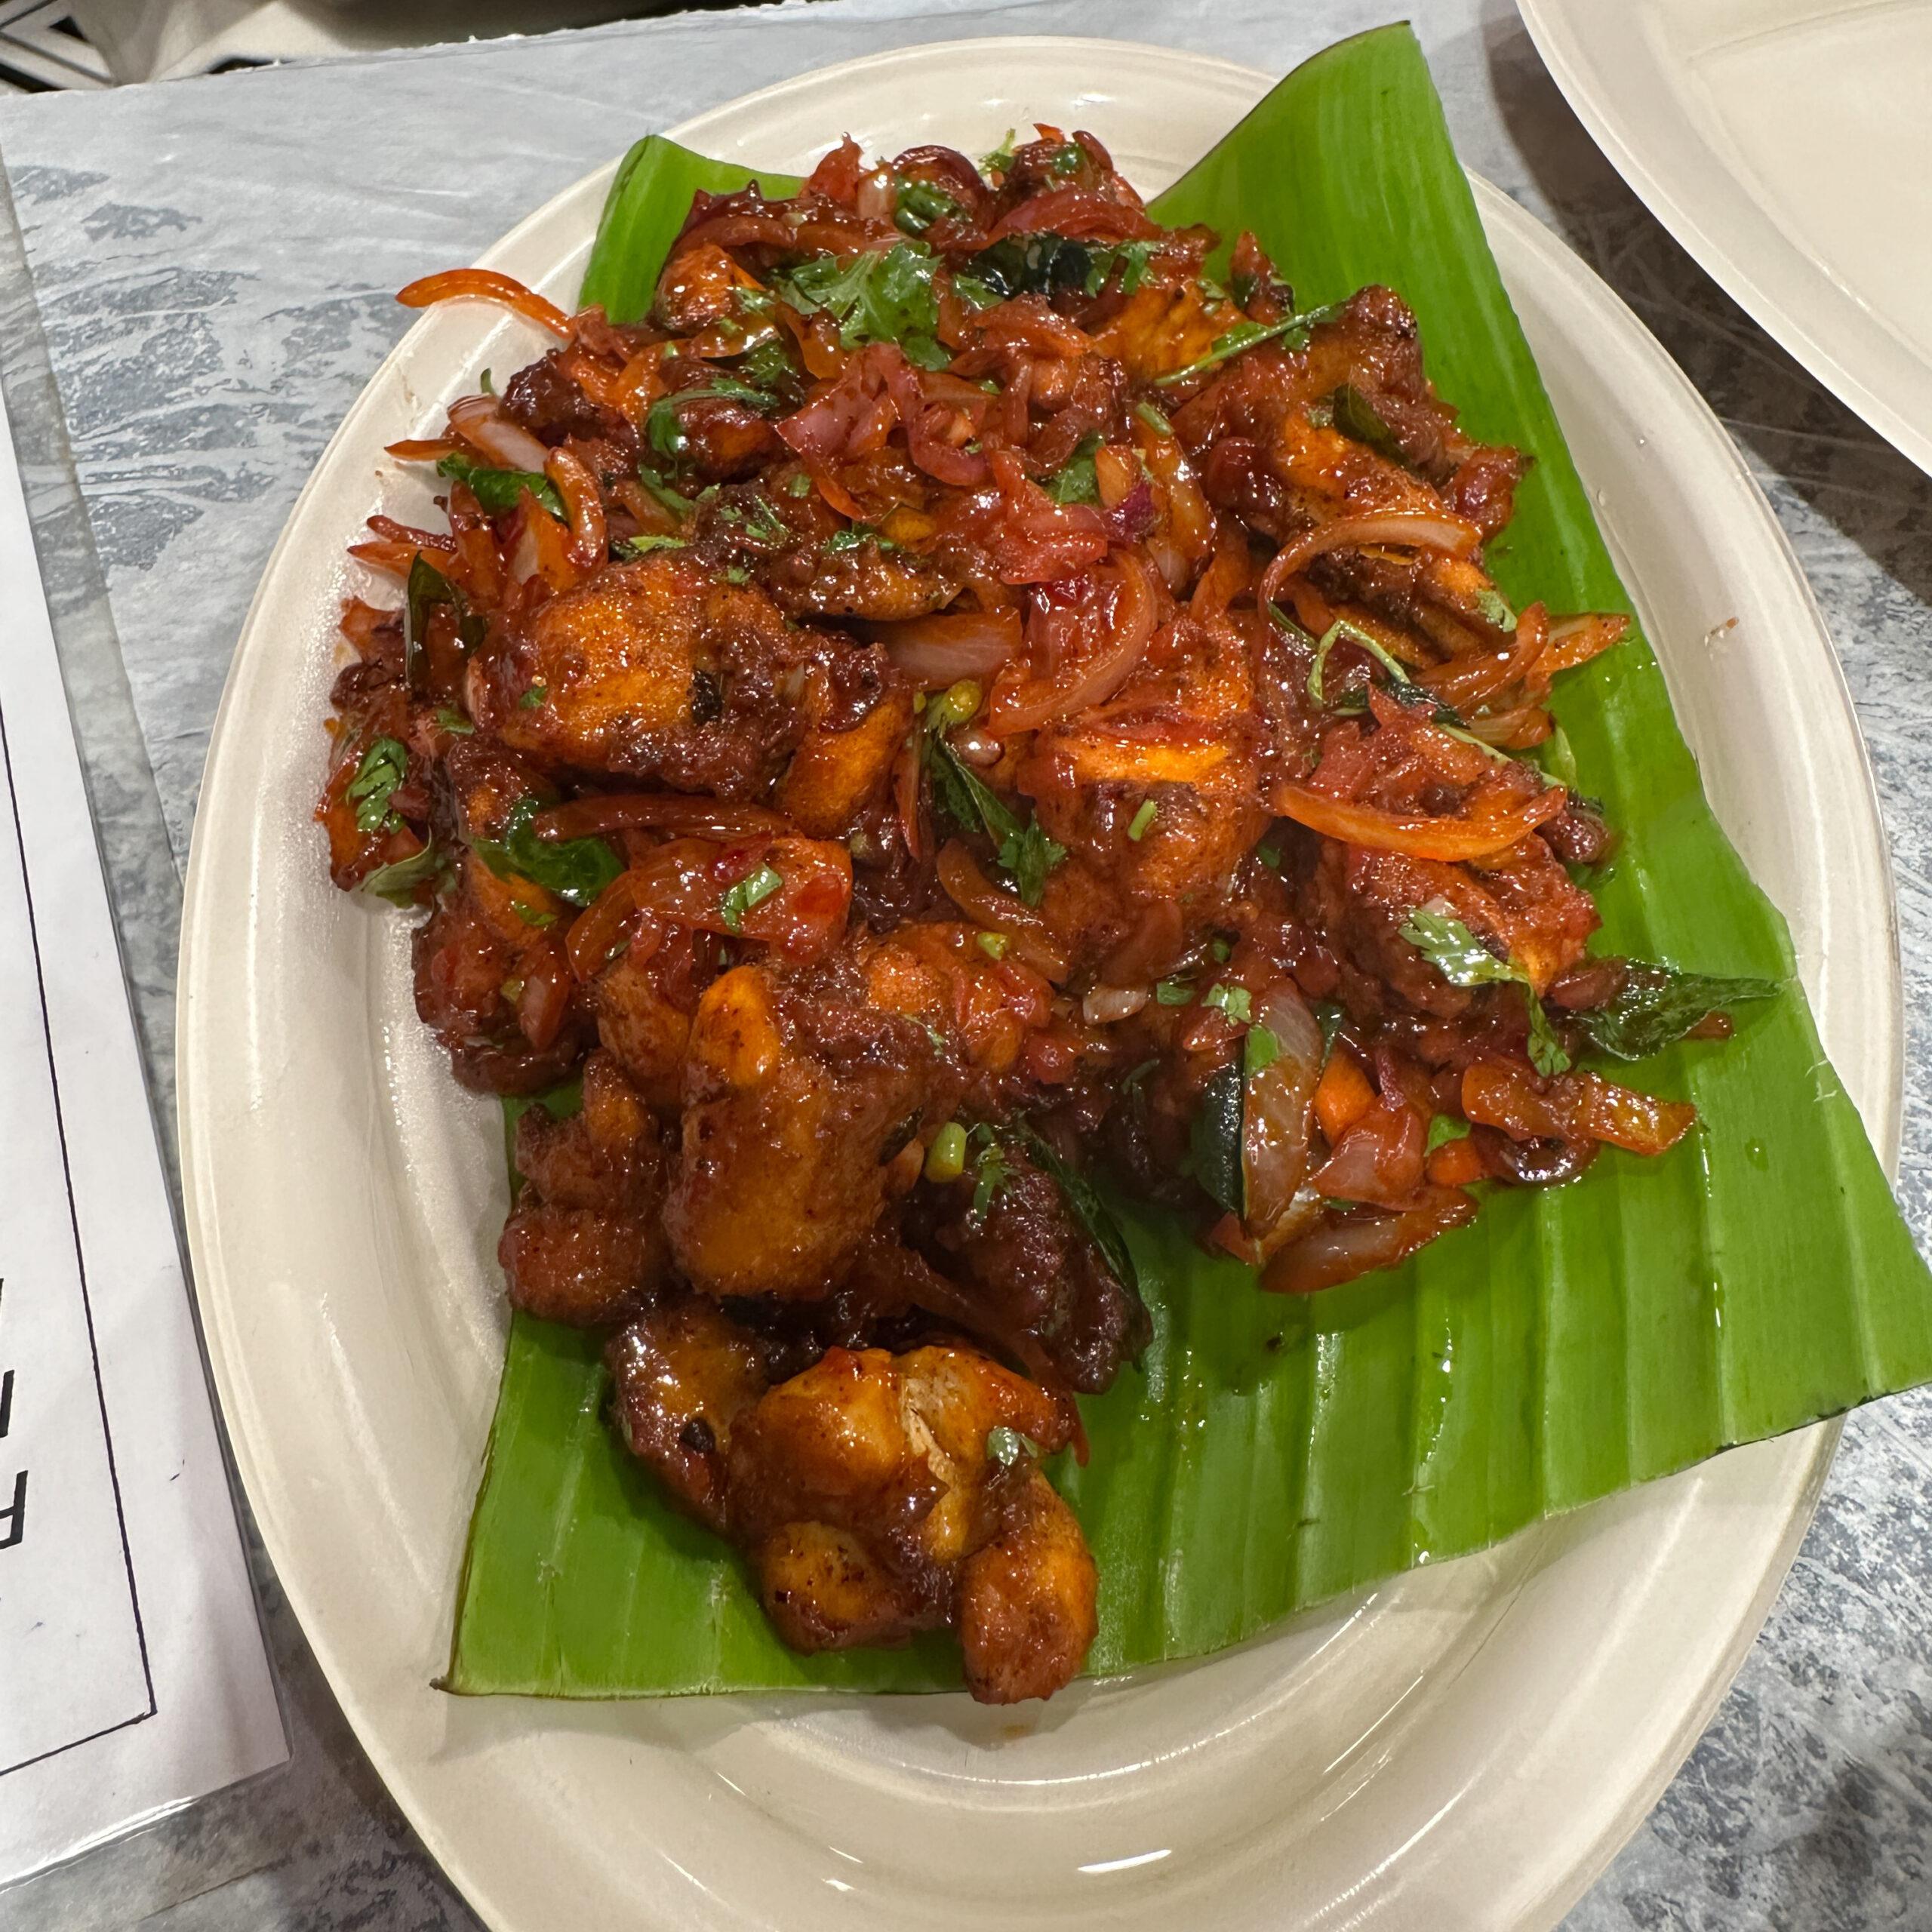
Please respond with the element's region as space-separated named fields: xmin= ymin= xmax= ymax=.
xmin=1518 ymin=0 xmax=1932 ymax=478
xmin=177 ymin=37 xmax=1894 ymax=1932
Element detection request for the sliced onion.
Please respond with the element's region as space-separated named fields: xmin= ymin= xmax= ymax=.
xmin=1081 ymin=985 xmax=1149 ymax=1025
xmin=990 ymin=551 xmax=1161 ymax=734
xmin=1258 ymin=510 xmax=1483 ymax=608
xmin=866 ymin=608 xmax=1021 ymax=687
xmin=1271 ymin=780 xmax=1566 ymax=863
xmin=448 ymin=394 xmax=552 ymax=474
xmin=1261 ymin=1188 xmax=1478 ymax=1296
xmin=935 ymin=841 xmax=1069 ymax=982
xmin=1241 ymin=984 xmax=1324 ymax=1256
xmin=395 ymin=268 xmax=571 ymax=337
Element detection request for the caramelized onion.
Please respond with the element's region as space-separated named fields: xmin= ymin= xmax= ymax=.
xmin=866 ymin=608 xmax=1020 ymax=687
xmin=1258 ymin=511 xmax=1482 ymax=608
xmin=990 ymin=552 xmax=1161 ymax=733
xmin=1271 ymin=780 xmax=1567 ymax=862
xmin=1462 ymin=1062 xmax=1697 ymax=1157
xmin=447 ymin=395 xmax=552 ymax=474
xmin=1241 ymin=985 xmax=1325 ymax=1254
xmin=1262 ymin=1189 xmax=1479 ymax=1296
xmin=934 ymin=842 xmax=1069 ymax=982
xmin=395 ymin=268 xmax=572 ymax=338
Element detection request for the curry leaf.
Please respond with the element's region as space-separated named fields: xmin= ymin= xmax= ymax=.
xmin=1015 ymin=1122 xmax=1141 ymax=1298
xmin=1575 ymin=964 xmax=1780 ymax=1062
xmin=1190 ymin=1061 xmax=1246 ymax=1217
xmin=1331 ymin=383 xmax=1407 ymax=464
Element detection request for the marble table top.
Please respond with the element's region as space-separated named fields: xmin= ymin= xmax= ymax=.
xmin=2 ymin=0 xmax=1929 ymax=1924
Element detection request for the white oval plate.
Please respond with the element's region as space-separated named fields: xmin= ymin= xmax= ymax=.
xmin=177 ymin=37 xmax=1897 ymax=1932
xmin=1516 ymin=0 xmax=1932 ymax=479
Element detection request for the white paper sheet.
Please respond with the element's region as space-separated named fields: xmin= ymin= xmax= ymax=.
xmin=0 ymin=371 xmax=285 ymax=1884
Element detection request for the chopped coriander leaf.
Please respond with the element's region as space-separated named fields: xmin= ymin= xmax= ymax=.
xmin=980 ymin=129 xmax=1018 ymax=176
xmin=511 ymin=900 xmax=557 ymax=930
xmin=612 ymin=534 xmax=687 ymax=558
xmin=894 ymin=175 xmax=964 ymax=235
xmin=926 ymin=1024 xmax=949 ymax=1057
xmin=1244 ymin=1025 xmax=1281 ymax=1076
xmin=773 ymin=242 xmax=950 ymax=369
xmin=518 ymin=685 xmax=547 ymax=710
xmin=1044 ymin=432 xmax=1103 ymax=505
xmin=824 ymin=523 xmax=900 ymax=554
xmin=435 ymin=453 xmax=565 ymax=521
xmin=1400 ymin=906 xmax=1518 ymax=988
xmin=1203 ymin=983 xmax=1253 ymax=1024
xmin=1401 ymin=904 xmax=1571 ymax=1075
xmin=1155 ymin=299 xmax=1348 ymax=386
xmin=1049 ymin=142 xmax=1084 ymax=176
xmin=998 ymin=819 xmax=1068 ymax=907
xmin=786 ymin=471 xmax=815 ymax=497
xmin=1155 ymin=977 xmax=1194 ymax=1006
xmin=1126 ymin=799 xmax=1159 ymax=843
xmin=922 ymin=728 xmax=1065 ymax=905
xmin=635 ymin=467 xmax=696 ymax=517
xmin=1255 ymin=840 xmax=1283 ymax=870
xmin=1426 ymin=1113 xmax=1471 ymax=1154
xmin=1211 ymin=935 xmax=1233 ymax=963
xmin=472 ymin=797 xmax=623 ymax=909
xmin=722 ymin=566 xmax=751 ymax=585
xmin=718 ymin=863 xmax=784 ymax=934
xmin=433 ymin=706 xmax=475 ymax=736
xmin=737 ymin=335 xmax=798 ymax=393
xmin=646 ymin=380 xmax=780 ymax=462
xmin=345 ymin=736 xmax=408 ymax=835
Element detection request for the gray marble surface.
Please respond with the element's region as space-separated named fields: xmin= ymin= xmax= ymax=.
xmin=1 ymin=0 xmax=1929 ymax=1924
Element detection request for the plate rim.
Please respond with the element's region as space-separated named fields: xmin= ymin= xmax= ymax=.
xmin=175 ymin=33 xmax=1892 ymax=1932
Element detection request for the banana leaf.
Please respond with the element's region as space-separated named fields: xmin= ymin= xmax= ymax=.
xmin=443 ymin=23 xmax=1932 ymax=1697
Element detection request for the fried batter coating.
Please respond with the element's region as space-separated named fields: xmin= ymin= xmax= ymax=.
xmin=608 ymin=1303 xmax=1097 ymax=1702
xmin=666 ymin=960 xmax=949 ymax=1297
xmin=499 ymin=1051 xmax=672 ymax=1325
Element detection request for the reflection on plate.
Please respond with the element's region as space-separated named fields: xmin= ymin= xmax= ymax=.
xmin=177 ymin=37 xmax=1891 ymax=1932
xmin=1518 ymin=0 xmax=1932 ymax=477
